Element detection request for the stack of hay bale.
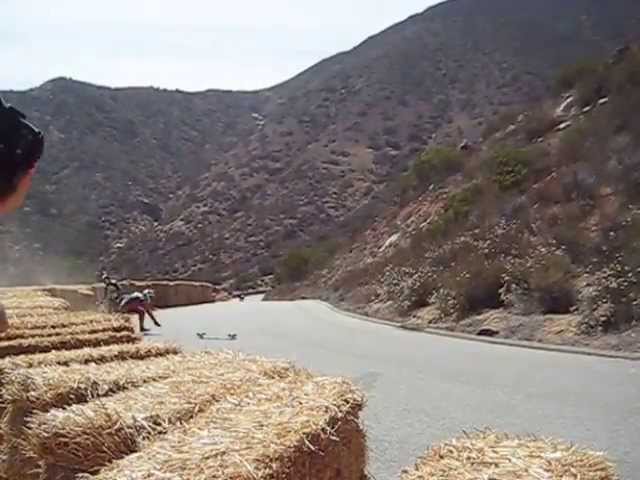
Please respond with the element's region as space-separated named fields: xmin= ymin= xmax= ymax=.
xmin=401 ymin=431 xmax=619 ymax=480
xmin=0 ymin=289 xmax=367 ymax=480
xmin=0 ymin=290 xmax=140 ymax=358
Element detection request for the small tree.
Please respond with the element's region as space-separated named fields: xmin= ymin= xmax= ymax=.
xmin=412 ymin=147 xmax=463 ymax=185
xmin=277 ymin=241 xmax=340 ymax=284
xmin=278 ymin=249 xmax=314 ymax=283
xmin=490 ymin=147 xmax=531 ymax=191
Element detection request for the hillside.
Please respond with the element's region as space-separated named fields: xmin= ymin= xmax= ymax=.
xmin=274 ymin=46 xmax=640 ymax=352
xmin=1 ymin=0 xmax=639 ymax=285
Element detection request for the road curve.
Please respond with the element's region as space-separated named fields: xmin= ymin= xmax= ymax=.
xmin=148 ymin=298 xmax=640 ymax=479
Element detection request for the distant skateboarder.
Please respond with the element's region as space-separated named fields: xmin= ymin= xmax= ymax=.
xmin=119 ymin=289 xmax=161 ymax=332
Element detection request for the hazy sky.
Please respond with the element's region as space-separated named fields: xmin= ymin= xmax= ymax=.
xmin=2 ymin=0 xmax=438 ymax=92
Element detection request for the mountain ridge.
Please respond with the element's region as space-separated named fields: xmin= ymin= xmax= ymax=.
xmin=1 ymin=0 xmax=639 ymax=285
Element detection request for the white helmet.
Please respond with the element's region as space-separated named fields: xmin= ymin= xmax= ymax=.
xmin=142 ymin=289 xmax=155 ymax=302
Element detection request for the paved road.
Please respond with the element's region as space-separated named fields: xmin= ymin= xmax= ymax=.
xmin=148 ymin=298 xmax=639 ymax=479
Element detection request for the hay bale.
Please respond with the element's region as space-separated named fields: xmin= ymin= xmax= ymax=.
xmin=0 ymin=318 xmax=133 ymax=342
xmin=0 ymin=342 xmax=180 ymax=414
xmin=400 ymin=431 xmax=619 ymax=480
xmin=1 ymin=292 xmax=70 ymax=312
xmin=125 ymin=280 xmax=215 ymax=308
xmin=0 ymin=331 xmax=139 ymax=358
xmin=0 ymin=343 xmax=179 ymax=478
xmin=43 ymin=287 xmax=97 ymax=311
xmin=22 ymin=353 xmax=303 ymax=478
xmin=0 ymin=353 xmax=192 ymax=414
xmin=1 ymin=353 xmax=193 ymax=479
xmin=8 ymin=312 xmax=124 ymax=332
xmin=0 ymin=342 xmax=179 ymax=373
xmin=83 ymin=374 xmax=365 ymax=480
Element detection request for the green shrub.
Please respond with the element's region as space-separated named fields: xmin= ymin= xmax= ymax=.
xmin=278 ymin=241 xmax=339 ymax=283
xmin=278 ymin=249 xmax=314 ymax=283
xmin=232 ymin=272 xmax=257 ymax=290
xmin=442 ymin=258 xmax=506 ymax=317
xmin=406 ymin=276 xmax=437 ymax=312
xmin=490 ymin=147 xmax=531 ymax=191
xmin=428 ymin=183 xmax=482 ymax=239
xmin=528 ymin=253 xmax=576 ymax=314
xmin=412 ymin=147 xmax=463 ymax=185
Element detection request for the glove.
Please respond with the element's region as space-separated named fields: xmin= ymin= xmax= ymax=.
xmin=0 ymin=97 xmax=44 ymax=201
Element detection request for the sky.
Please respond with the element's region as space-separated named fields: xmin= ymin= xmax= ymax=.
xmin=2 ymin=0 xmax=439 ymax=92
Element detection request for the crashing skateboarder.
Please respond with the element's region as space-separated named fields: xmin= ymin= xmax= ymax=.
xmin=119 ymin=288 xmax=161 ymax=332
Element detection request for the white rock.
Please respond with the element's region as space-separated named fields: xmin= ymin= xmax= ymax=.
xmin=555 ymin=95 xmax=575 ymax=118
xmin=555 ymin=121 xmax=573 ymax=132
xmin=381 ymin=233 xmax=401 ymax=251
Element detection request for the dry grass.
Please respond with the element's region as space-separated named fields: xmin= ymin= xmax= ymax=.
xmin=81 ymin=369 xmax=364 ymax=480
xmin=22 ymin=352 xmax=300 ymax=477
xmin=401 ymin=431 xmax=618 ymax=480
xmin=0 ymin=331 xmax=140 ymax=359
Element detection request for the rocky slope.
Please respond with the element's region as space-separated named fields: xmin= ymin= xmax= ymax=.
xmin=1 ymin=0 xmax=639 ymax=285
xmin=274 ymin=46 xmax=640 ymax=352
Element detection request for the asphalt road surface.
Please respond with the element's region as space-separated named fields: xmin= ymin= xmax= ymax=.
xmin=147 ymin=298 xmax=640 ymax=479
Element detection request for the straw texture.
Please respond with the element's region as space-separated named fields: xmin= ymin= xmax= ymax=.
xmin=1 ymin=354 xmax=190 ymax=480
xmin=0 ymin=354 xmax=192 ymax=413
xmin=0 ymin=291 xmax=71 ymax=316
xmin=85 ymin=372 xmax=365 ymax=480
xmin=6 ymin=312 xmax=128 ymax=333
xmin=23 ymin=352 xmax=297 ymax=477
xmin=0 ymin=342 xmax=179 ymax=373
xmin=0 ymin=318 xmax=133 ymax=342
xmin=0 ymin=331 xmax=140 ymax=358
xmin=400 ymin=431 xmax=619 ymax=480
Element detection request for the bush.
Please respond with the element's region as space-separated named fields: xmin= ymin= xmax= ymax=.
xmin=278 ymin=241 xmax=339 ymax=283
xmin=278 ymin=250 xmax=312 ymax=283
xmin=528 ymin=254 xmax=576 ymax=314
xmin=442 ymin=259 xmax=506 ymax=317
xmin=551 ymin=217 xmax=593 ymax=264
xmin=406 ymin=276 xmax=437 ymax=312
xmin=490 ymin=147 xmax=531 ymax=191
xmin=428 ymin=183 xmax=482 ymax=239
xmin=232 ymin=272 xmax=257 ymax=291
xmin=412 ymin=147 xmax=463 ymax=185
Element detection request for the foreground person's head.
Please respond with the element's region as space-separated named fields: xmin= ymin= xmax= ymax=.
xmin=0 ymin=98 xmax=44 ymax=214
